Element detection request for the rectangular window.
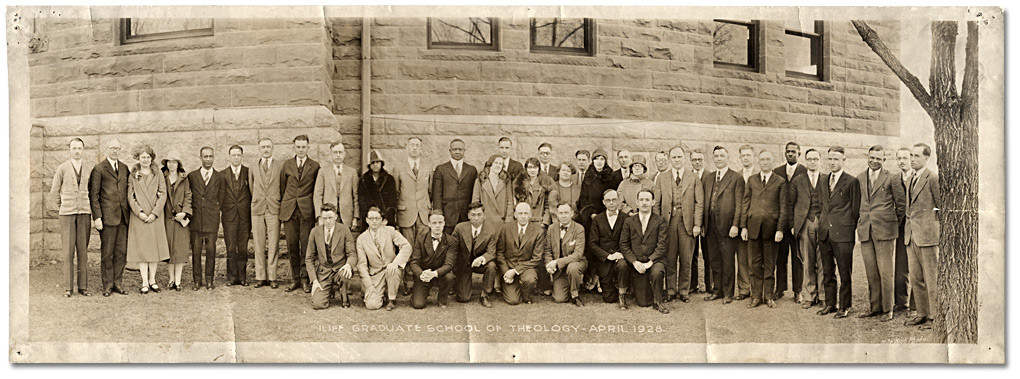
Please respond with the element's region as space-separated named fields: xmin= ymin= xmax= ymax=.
xmin=530 ymin=18 xmax=596 ymax=56
xmin=427 ymin=18 xmax=500 ymax=51
xmin=785 ymin=21 xmax=826 ymax=80
xmin=119 ymin=18 xmax=213 ymax=44
xmin=713 ymin=19 xmax=759 ymax=71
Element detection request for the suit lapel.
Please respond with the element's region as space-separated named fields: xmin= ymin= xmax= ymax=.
xmin=870 ymin=170 xmax=886 ymax=197
xmin=911 ymin=169 xmax=928 ymax=202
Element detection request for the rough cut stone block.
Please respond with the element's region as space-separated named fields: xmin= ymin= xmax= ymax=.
xmin=480 ymin=62 xmax=541 ymax=83
xmin=165 ymin=48 xmax=244 ymax=73
xmin=590 ymin=68 xmax=652 ymax=89
xmin=87 ymin=91 xmax=138 ymax=115
xmin=651 ymin=72 xmax=699 ymax=92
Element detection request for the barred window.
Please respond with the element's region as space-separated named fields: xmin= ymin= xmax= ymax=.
xmin=530 ymin=18 xmax=596 ymax=56
xmin=785 ymin=21 xmax=827 ymax=80
xmin=427 ymin=18 xmax=499 ymax=51
xmin=713 ymin=20 xmax=759 ymax=71
xmin=119 ymin=18 xmax=213 ymax=44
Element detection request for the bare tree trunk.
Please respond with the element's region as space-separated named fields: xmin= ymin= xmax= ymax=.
xmin=852 ymin=20 xmax=979 ymax=344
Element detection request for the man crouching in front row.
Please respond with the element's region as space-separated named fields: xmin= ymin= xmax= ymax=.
xmin=496 ymin=202 xmax=544 ymax=305
xmin=620 ymin=189 xmax=670 ymax=314
xmin=409 ymin=210 xmax=457 ymax=309
xmin=357 ymin=206 xmax=413 ymax=310
xmin=306 ymin=203 xmax=357 ymax=310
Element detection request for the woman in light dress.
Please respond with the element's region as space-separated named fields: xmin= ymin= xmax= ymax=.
xmin=126 ymin=145 xmax=171 ymax=294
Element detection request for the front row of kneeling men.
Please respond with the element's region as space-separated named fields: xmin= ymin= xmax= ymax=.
xmin=307 ymin=187 xmax=672 ymax=313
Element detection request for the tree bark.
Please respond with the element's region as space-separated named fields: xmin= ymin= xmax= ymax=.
xmin=853 ymin=20 xmax=979 ymax=344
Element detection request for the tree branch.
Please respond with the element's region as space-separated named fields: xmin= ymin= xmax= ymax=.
xmin=960 ymin=21 xmax=979 ymax=125
xmin=852 ymin=20 xmax=934 ymax=113
xmin=930 ymin=21 xmax=960 ymax=107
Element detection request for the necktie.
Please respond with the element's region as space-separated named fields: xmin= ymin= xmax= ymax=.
xmin=455 ymin=162 xmax=461 ymax=177
xmin=297 ymin=159 xmax=304 ymax=178
xmin=810 ymin=173 xmax=817 ymax=188
xmin=203 ymin=170 xmax=210 ymax=185
xmin=412 ymin=162 xmax=418 ymax=177
xmin=762 ymin=174 xmax=767 ymax=184
xmin=829 ymin=173 xmax=837 ymax=192
xmin=717 ymin=171 xmax=723 ymax=183
xmin=518 ymin=226 xmax=525 ymax=246
xmin=112 ymin=161 xmax=118 ymax=174
xmin=675 ymin=172 xmax=681 ymax=186
xmin=471 ymin=229 xmax=479 ymax=251
xmin=262 ymin=160 xmax=269 ymax=175
xmin=909 ymin=172 xmax=918 ymax=193
xmin=326 ymin=229 xmax=333 ymax=244
xmin=335 ymin=166 xmax=342 ymax=190
xmin=324 ymin=228 xmax=334 ymax=265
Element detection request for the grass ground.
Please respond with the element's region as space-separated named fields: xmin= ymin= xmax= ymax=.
xmin=26 ymin=245 xmax=935 ymax=344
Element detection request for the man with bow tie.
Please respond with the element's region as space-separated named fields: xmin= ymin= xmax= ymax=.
xmin=544 ymin=203 xmax=587 ymax=307
xmin=409 ymin=210 xmax=457 ymax=309
xmin=306 ymin=203 xmax=356 ymax=309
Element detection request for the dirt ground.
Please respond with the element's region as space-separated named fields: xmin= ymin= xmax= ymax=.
xmin=25 ymin=245 xmax=934 ymax=345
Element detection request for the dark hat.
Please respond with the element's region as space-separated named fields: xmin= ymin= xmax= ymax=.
xmin=592 ymin=147 xmax=609 ymax=160
xmin=368 ymin=150 xmax=384 ymax=163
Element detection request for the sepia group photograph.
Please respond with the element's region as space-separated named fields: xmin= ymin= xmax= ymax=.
xmin=4 ymin=3 xmax=1006 ymax=364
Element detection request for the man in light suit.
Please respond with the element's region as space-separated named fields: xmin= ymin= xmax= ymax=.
xmin=306 ymin=203 xmax=357 ymax=309
xmin=90 ymin=138 xmax=131 ymax=297
xmin=790 ymin=149 xmax=825 ymax=309
xmin=314 ymin=141 xmax=359 ymax=230
xmin=432 ymin=139 xmax=477 ymax=235
xmin=740 ymin=150 xmax=788 ymax=309
xmin=894 ymin=147 xmax=915 ymax=313
xmin=356 ymin=206 xmax=413 ymax=310
xmin=51 ymin=138 xmax=92 ymax=297
xmin=496 ymin=136 xmax=525 ymax=180
xmin=774 ymin=142 xmax=807 ymax=302
xmin=451 ymin=202 xmax=499 ymax=307
xmin=588 ymin=189 xmax=629 ymax=307
xmin=857 ymin=145 xmax=907 ymax=322
xmin=496 ymin=202 xmax=544 ymax=305
xmin=903 ymin=143 xmax=940 ymax=330
xmin=220 ymin=145 xmax=252 ymax=286
xmin=817 ymin=146 xmax=861 ymax=319
xmin=280 ymin=134 xmax=320 ymax=293
xmin=544 ymin=203 xmax=587 ymax=306
xmin=394 ymin=137 xmax=432 ymax=294
xmin=187 ymin=146 xmax=224 ymax=291
xmin=250 ymin=137 xmax=284 ymax=289
xmin=620 ymin=189 xmax=670 ymax=314
xmin=409 ymin=210 xmax=457 ymax=309
xmin=703 ymin=146 xmax=743 ymax=303
xmin=690 ymin=148 xmax=711 ymax=294
xmin=653 ymin=145 xmax=703 ymax=303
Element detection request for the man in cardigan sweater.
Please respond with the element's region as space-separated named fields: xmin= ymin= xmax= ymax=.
xmin=50 ymin=138 xmax=93 ymax=297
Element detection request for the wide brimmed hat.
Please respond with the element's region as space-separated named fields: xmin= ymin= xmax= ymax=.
xmin=368 ymin=150 xmax=384 ymax=163
xmin=161 ymin=150 xmax=183 ymax=166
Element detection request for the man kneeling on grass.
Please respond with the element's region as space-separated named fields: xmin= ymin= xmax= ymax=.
xmin=543 ymin=203 xmax=587 ymax=307
xmin=496 ymin=202 xmax=544 ymax=305
xmin=408 ymin=210 xmax=457 ymax=309
xmin=357 ymin=206 xmax=412 ymax=311
xmin=307 ymin=203 xmax=356 ymax=310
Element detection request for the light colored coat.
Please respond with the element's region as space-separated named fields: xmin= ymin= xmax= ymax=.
xmin=249 ymin=157 xmax=284 ymax=216
xmin=356 ymin=225 xmax=412 ymax=279
xmin=903 ymin=168 xmax=941 ymax=247
xmin=544 ymin=221 xmax=586 ymax=270
xmin=49 ymin=160 xmax=92 ymax=215
xmin=857 ymin=168 xmax=906 ymax=242
xmin=653 ymin=168 xmax=704 ymax=235
xmin=314 ymin=163 xmax=359 ymax=225
xmin=392 ymin=159 xmax=432 ymax=228
xmin=472 ymin=176 xmax=514 ymax=225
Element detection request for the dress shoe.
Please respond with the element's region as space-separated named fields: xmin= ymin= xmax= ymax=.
xmin=918 ymin=322 xmax=933 ymax=330
xmin=149 ymin=284 xmax=161 ymax=293
xmin=207 ymin=284 xmax=214 ymax=291
xmin=723 ymin=297 xmax=733 ymax=304
xmin=341 ymin=300 xmax=351 ymax=308
xmin=619 ymin=296 xmax=628 ymax=310
xmin=302 ymin=279 xmax=311 ymax=293
xmin=401 ymin=287 xmax=411 ymax=297
xmin=665 ymin=293 xmax=676 ymax=302
xmin=893 ymin=305 xmax=909 ymax=313
xmin=192 ymin=284 xmax=200 ymax=291
xmin=113 ymin=287 xmax=128 ymax=295
xmin=858 ymin=310 xmax=883 ymax=319
xmin=834 ymin=309 xmax=850 ymax=319
xmin=103 ymin=291 xmax=111 ymax=297
xmin=240 ymin=280 xmax=250 ymax=287
xmin=904 ymin=316 xmax=928 ymax=326
xmin=524 ymin=299 xmax=533 ymax=305
xmin=653 ymin=302 xmax=670 ymax=314
xmin=766 ymin=299 xmax=776 ymax=308
xmin=78 ymin=289 xmax=91 ymax=296
xmin=254 ymin=281 xmax=264 ymax=288
xmin=880 ymin=312 xmax=895 ymax=322
xmin=733 ymin=294 xmax=748 ymax=301
xmin=286 ymin=281 xmax=301 ymax=292
xmin=704 ymin=294 xmax=722 ymax=301
xmin=226 ymin=281 xmax=235 ymax=287
xmin=140 ymin=286 xmax=149 ymax=294
xmin=480 ymin=296 xmax=493 ymax=308
xmin=175 ymin=283 xmax=182 ymax=291
xmin=802 ymin=300 xmax=818 ymax=309
xmin=270 ymin=281 xmax=279 ymax=289
xmin=774 ymin=291 xmax=785 ymax=300
xmin=64 ymin=290 xmax=73 ymax=298
xmin=678 ymin=295 xmax=691 ymax=303
xmin=572 ymin=297 xmax=584 ymax=307
xmin=746 ymin=299 xmax=762 ymax=308
xmin=386 ymin=301 xmax=396 ymax=311
xmin=542 ymin=290 xmax=552 ymax=296
xmin=795 ymin=293 xmax=804 ymax=304
xmin=817 ymin=306 xmax=836 ymax=315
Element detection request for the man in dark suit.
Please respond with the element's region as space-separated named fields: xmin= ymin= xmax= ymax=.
xmin=790 ymin=149 xmax=825 ymax=309
xmin=220 ymin=145 xmax=252 ymax=286
xmin=306 ymin=203 xmax=357 ymax=309
xmin=409 ymin=210 xmax=457 ymax=309
xmin=544 ymin=203 xmax=587 ymax=306
xmin=620 ymin=189 xmax=669 ymax=314
xmin=608 ymin=149 xmax=632 ymax=191
xmin=280 ymin=134 xmax=321 ymax=293
xmin=496 ymin=137 xmax=525 ymax=180
xmin=740 ymin=150 xmax=788 ymax=309
xmin=817 ymin=146 xmax=862 ymax=318
xmin=588 ymin=189 xmax=629 ymax=307
xmin=703 ymin=146 xmax=743 ymax=303
xmin=451 ymin=202 xmax=499 ymax=307
xmin=89 ymin=138 xmax=131 ymax=296
xmin=893 ymin=147 xmax=915 ymax=313
xmin=495 ymin=202 xmax=544 ymax=305
xmin=187 ymin=146 xmax=224 ymax=290
xmin=774 ymin=142 xmax=807 ymax=302
xmin=857 ymin=145 xmax=907 ymax=322
xmin=537 ymin=142 xmax=557 ymax=181
xmin=903 ymin=143 xmax=940 ymax=330
xmin=653 ymin=145 xmax=703 ymax=303
xmin=432 ymin=139 xmax=478 ymax=235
